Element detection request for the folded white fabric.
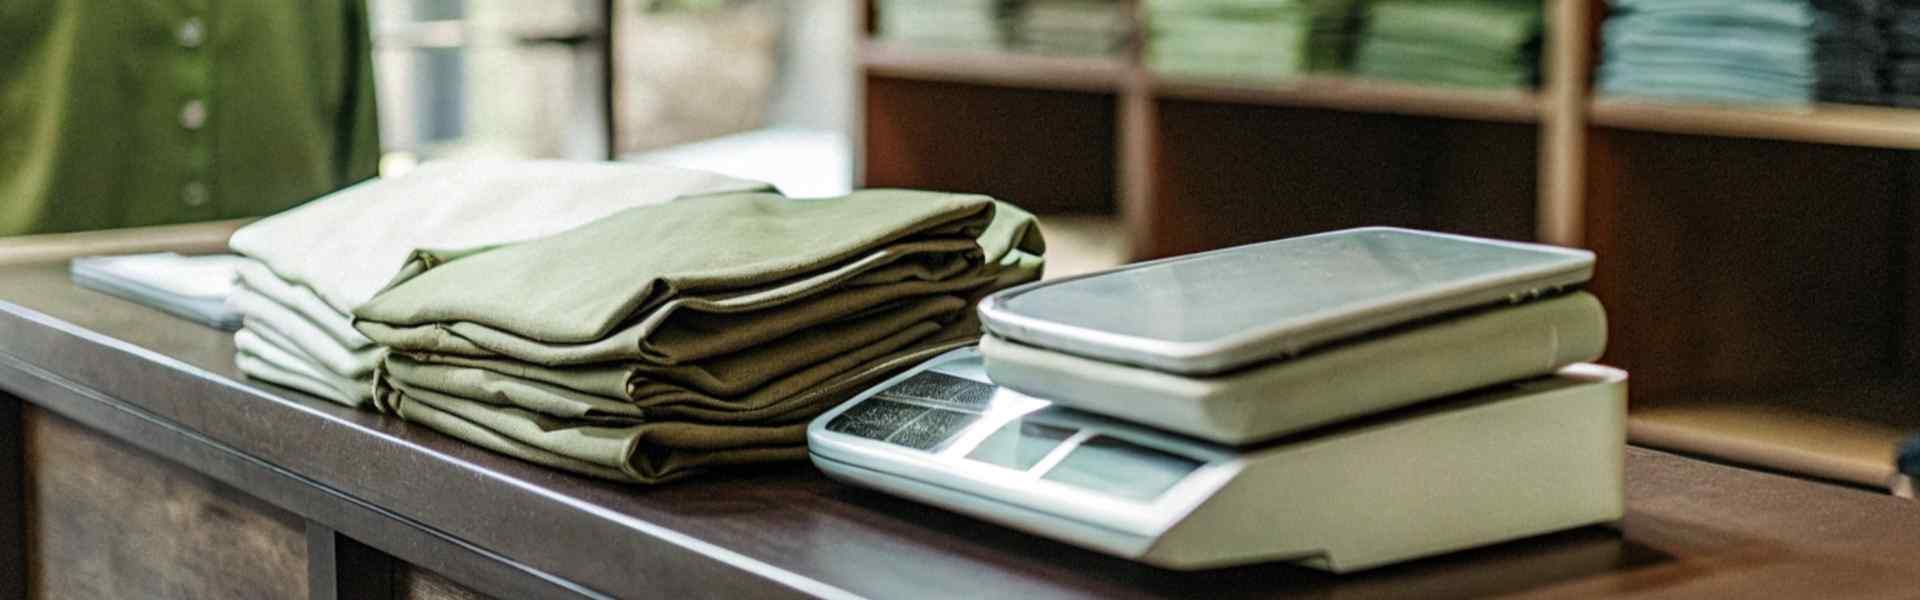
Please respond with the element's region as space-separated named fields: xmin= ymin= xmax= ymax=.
xmin=236 ymin=258 xmax=368 ymax=350
xmin=228 ymin=289 xmax=380 ymax=407
xmin=229 ymin=159 xmax=773 ymax=315
xmin=247 ymin=317 xmax=375 ymax=402
xmin=229 ymin=286 xmax=382 ymax=377
xmin=226 ymin=159 xmax=773 ymax=406
xmin=235 ymin=332 xmax=366 ymax=407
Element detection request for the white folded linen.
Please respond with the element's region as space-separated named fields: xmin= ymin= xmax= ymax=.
xmin=229 ymin=286 xmax=382 ymax=378
xmin=235 ymin=328 xmax=370 ymax=407
xmin=235 ymin=258 xmax=369 ymax=350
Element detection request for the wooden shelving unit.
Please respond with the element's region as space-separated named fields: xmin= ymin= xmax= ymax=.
xmin=860 ymin=41 xmax=1127 ymax=93
xmin=856 ymin=0 xmax=1920 ymax=492
xmin=1629 ymin=379 xmax=1920 ymax=489
xmin=1590 ymin=99 xmax=1920 ymax=150
xmin=1151 ymin=73 xmax=1544 ymax=123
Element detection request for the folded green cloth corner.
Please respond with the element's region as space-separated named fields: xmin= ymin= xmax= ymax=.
xmin=1142 ymin=0 xmax=1360 ymax=78
xmin=354 ymin=190 xmax=1040 ymax=364
xmin=1148 ymin=0 xmax=1357 ymax=19
xmin=382 ymin=295 xmax=965 ymax=420
xmin=375 ymin=332 xmax=979 ymax=485
xmin=379 ymin=376 xmax=812 ymax=484
xmin=1014 ymin=1 xmax=1133 ymax=56
xmin=876 ymin=0 xmax=1015 ymax=48
xmin=354 ymin=189 xmax=1047 ymax=483
xmin=1354 ymin=38 xmax=1534 ymax=88
xmin=1352 ymin=0 xmax=1542 ymax=89
xmin=1365 ymin=0 xmax=1541 ymax=53
xmin=1147 ymin=15 xmax=1355 ymax=77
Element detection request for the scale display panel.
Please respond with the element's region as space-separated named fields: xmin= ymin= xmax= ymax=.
xmin=819 ymin=364 xmax=1226 ymax=508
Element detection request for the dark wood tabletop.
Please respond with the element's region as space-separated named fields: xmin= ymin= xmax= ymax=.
xmin=1 ymin=262 xmax=1918 ymax=599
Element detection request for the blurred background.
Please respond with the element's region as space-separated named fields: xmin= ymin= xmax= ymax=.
xmin=368 ymin=0 xmax=854 ymax=198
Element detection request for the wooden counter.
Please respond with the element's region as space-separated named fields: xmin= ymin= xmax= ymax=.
xmin=1 ymin=257 xmax=1919 ymax=598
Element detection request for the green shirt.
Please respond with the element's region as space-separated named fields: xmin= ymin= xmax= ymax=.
xmin=0 ymin=0 xmax=380 ymax=236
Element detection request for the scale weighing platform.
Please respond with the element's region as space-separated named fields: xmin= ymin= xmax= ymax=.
xmin=808 ymin=348 xmax=1626 ymax=573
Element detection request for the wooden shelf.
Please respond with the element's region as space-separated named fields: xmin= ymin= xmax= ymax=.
xmin=1590 ymin=99 xmax=1920 ymax=150
xmin=1152 ymin=74 xmax=1544 ymax=124
xmin=0 ymin=218 xmax=248 ymax=266
xmin=859 ymin=41 xmax=1125 ymax=93
xmin=859 ymin=39 xmax=1544 ymax=124
xmin=1628 ymin=379 xmax=1920 ymax=491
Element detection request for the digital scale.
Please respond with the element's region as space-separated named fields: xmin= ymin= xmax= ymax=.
xmin=808 ymin=348 xmax=1627 ymax=573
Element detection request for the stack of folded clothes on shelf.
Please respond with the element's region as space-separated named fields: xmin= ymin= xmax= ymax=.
xmin=1145 ymin=0 xmax=1359 ymax=79
xmin=350 ymin=190 xmax=1046 ymax=483
xmin=1811 ymin=0 xmax=1887 ymax=104
xmin=1889 ymin=0 xmax=1920 ymax=105
xmin=1353 ymin=0 xmax=1543 ymax=89
xmin=1598 ymin=0 xmax=1817 ymax=104
xmin=1013 ymin=0 xmax=1132 ymax=56
xmin=226 ymin=160 xmax=769 ymax=408
xmin=876 ymin=0 xmax=1017 ymax=50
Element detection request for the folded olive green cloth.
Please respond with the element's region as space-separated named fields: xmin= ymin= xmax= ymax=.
xmin=356 ymin=189 xmax=1047 ymax=483
xmin=375 ymin=326 xmax=982 ymax=484
xmin=377 ymin=295 xmax=968 ymax=421
xmin=1353 ymin=0 xmax=1541 ymax=89
xmin=353 ymin=190 xmax=1043 ymax=366
xmin=1365 ymin=0 xmax=1540 ymax=55
xmin=378 ymin=376 xmax=811 ymax=484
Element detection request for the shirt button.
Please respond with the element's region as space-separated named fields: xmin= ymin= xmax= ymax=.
xmin=182 ymin=182 xmax=210 ymax=207
xmin=180 ymin=100 xmax=207 ymax=130
xmin=177 ymin=17 xmax=205 ymax=48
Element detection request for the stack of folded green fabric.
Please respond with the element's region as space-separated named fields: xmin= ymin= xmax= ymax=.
xmin=1890 ymin=0 xmax=1920 ymax=106
xmin=1598 ymin=0 xmax=1817 ymax=104
xmin=1353 ymin=0 xmax=1542 ymax=89
xmin=876 ymin=0 xmax=1017 ymax=50
xmin=1014 ymin=0 xmax=1133 ymax=56
xmin=351 ymin=190 xmax=1046 ymax=484
xmin=1145 ymin=0 xmax=1360 ymax=79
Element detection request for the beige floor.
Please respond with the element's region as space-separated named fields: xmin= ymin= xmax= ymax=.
xmin=1036 ymin=215 xmax=1128 ymax=279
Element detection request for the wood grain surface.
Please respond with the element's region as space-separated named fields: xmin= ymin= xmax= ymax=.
xmin=863 ymin=77 xmax=1117 ymax=215
xmin=24 ymin=405 xmax=309 ymax=600
xmin=400 ymin=566 xmax=497 ymax=600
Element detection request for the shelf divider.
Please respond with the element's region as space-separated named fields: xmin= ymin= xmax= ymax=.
xmin=1540 ymin=0 xmax=1598 ymax=246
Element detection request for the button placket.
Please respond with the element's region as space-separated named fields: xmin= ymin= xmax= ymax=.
xmin=178 ymin=12 xmax=213 ymax=212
